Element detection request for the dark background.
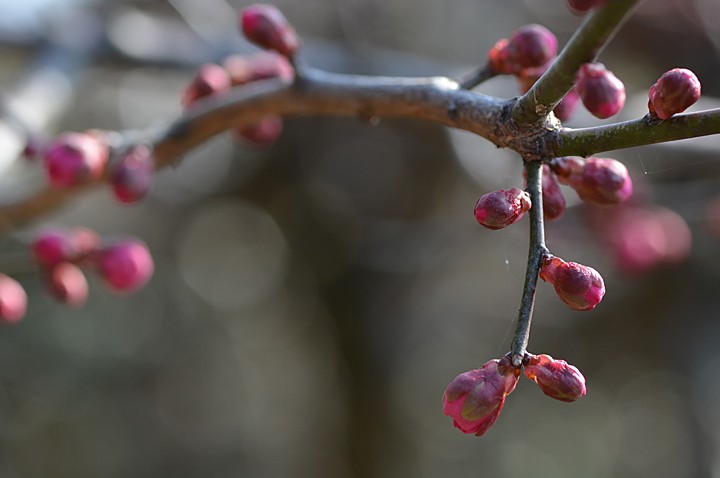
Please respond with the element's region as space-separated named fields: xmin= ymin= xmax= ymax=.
xmin=0 ymin=0 xmax=719 ymax=477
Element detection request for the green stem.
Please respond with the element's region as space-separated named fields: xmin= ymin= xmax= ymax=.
xmin=510 ymin=159 xmax=548 ymax=367
xmin=555 ymin=109 xmax=720 ymax=156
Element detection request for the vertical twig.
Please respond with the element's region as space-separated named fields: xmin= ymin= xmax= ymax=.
xmin=510 ymin=159 xmax=548 ymax=367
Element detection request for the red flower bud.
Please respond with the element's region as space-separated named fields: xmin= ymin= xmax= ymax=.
xmin=240 ymin=4 xmax=300 ymax=58
xmin=551 ymin=157 xmax=632 ymax=207
xmin=31 ymin=229 xmax=73 ymax=268
xmin=474 ymin=188 xmax=532 ymax=230
xmin=523 ymin=354 xmax=586 ymax=402
xmin=45 ymin=263 xmax=88 ymax=308
xmin=576 ymin=63 xmax=626 ymax=119
xmin=541 ymin=165 xmax=566 ymax=221
xmin=648 ymin=68 xmax=701 ymax=120
xmin=443 ymin=356 xmax=519 ymax=436
xmin=0 ymin=274 xmax=27 ymax=323
xmin=95 ymin=240 xmax=154 ymax=293
xmin=540 ymin=256 xmax=605 ymax=311
xmin=488 ymin=25 xmax=557 ymax=75
xmin=43 ymin=132 xmax=109 ymax=188
xmin=553 ymin=88 xmax=580 ymax=122
xmin=109 ymin=145 xmax=155 ymax=204
xmin=567 ymin=0 xmax=607 ymax=14
xmin=181 ymin=64 xmax=231 ymax=108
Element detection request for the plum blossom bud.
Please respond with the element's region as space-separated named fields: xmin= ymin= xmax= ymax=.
xmin=648 ymin=68 xmax=701 ymax=120
xmin=43 ymin=132 xmax=109 ymax=187
xmin=540 ymin=256 xmax=605 ymax=311
xmin=523 ymin=354 xmax=586 ymax=402
xmin=45 ymin=263 xmax=88 ymax=308
xmin=181 ymin=64 xmax=231 ymax=108
xmin=567 ymin=0 xmax=606 ymax=14
xmin=109 ymin=145 xmax=155 ymax=204
xmin=0 ymin=274 xmax=27 ymax=323
xmin=235 ymin=116 xmax=283 ymax=147
xmin=551 ymin=157 xmax=632 ymax=207
xmin=95 ymin=240 xmax=154 ymax=293
xmin=488 ymin=25 xmax=556 ymax=75
xmin=541 ymin=166 xmax=566 ymax=221
xmin=240 ymin=4 xmax=300 ymax=58
xmin=553 ymin=88 xmax=580 ymax=122
xmin=443 ymin=356 xmax=519 ymax=436
xmin=474 ymin=188 xmax=532 ymax=230
xmin=69 ymin=228 xmax=101 ymax=260
xmin=576 ymin=63 xmax=626 ymax=119
xmin=31 ymin=229 xmax=73 ymax=268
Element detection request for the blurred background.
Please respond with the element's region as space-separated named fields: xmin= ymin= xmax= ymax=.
xmin=0 ymin=0 xmax=719 ymax=477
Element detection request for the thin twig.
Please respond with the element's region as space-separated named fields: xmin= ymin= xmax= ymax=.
xmin=555 ymin=109 xmax=720 ymax=157
xmin=510 ymin=159 xmax=548 ymax=367
xmin=458 ymin=65 xmax=496 ymax=90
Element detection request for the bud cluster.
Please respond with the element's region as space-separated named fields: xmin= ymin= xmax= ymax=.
xmin=443 ymin=353 xmax=586 ymax=437
xmin=488 ymin=25 xmax=558 ymax=75
xmin=181 ymin=52 xmax=295 ymax=147
xmin=0 ymin=229 xmax=155 ymax=323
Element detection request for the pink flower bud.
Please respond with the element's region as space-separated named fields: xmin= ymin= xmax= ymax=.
xmin=45 ymin=263 xmax=88 ymax=308
xmin=181 ymin=63 xmax=231 ymax=108
xmin=443 ymin=356 xmax=519 ymax=436
xmin=488 ymin=25 xmax=557 ymax=75
xmin=474 ymin=188 xmax=532 ymax=230
xmin=69 ymin=228 xmax=101 ymax=262
xmin=31 ymin=229 xmax=73 ymax=268
xmin=109 ymin=145 xmax=155 ymax=204
xmin=541 ymin=165 xmax=566 ymax=221
xmin=648 ymin=68 xmax=701 ymax=120
xmin=240 ymin=4 xmax=300 ymax=58
xmin=43 ymin=132 xmax=109 ymax=187
xmin=576 ymin=63 xmax=626 ymax=119
xmin=541 ymin=257 xmax=605 ymax=311
xmin=507 ymin=25 xmax=557 ymax=71
xmin=553 ymin=88 xmax=580 ymax=122
xmin=523 ymin=354 xmax=586 ymax=402
xmin=0 ymin=274 xmax=27 ymax=323
xmin=552 ymin=157 xmax=632 ymax=207
xmin=95 ymin=240 xmax=154 ymax=293
xmin=567 ymin=0 xmax=607 ymax=14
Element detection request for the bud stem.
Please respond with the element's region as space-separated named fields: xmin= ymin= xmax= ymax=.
xmin=511 ymin=159 xmax=548 ymax=367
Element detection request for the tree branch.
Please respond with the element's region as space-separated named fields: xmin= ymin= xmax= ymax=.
xmin=510 ymin=159 xmax=548 ymax=368
xmin=554 ymin=108 xmax=720 ymax=157
xmin=512 ymin=0 xmax=641 ymax=123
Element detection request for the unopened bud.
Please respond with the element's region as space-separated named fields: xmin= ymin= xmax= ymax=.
xmin=43 ymin=132 xmax=108 ymax=187
xmin=181 ymin=63 xmax=231 ymax=108
xmin=540 ymin=256 xmax=605 ymax=311
xmin=474 ymin=188 xmax=532 ymax=230
xmin=95 ymin=240 xmax=154 ymax=293
xmin=523 ymin=354 xmax=586 ymax=402
xmin=0 ymin=274 xmax=27 ymax=323
xmin=553 ymin=88 xmax=580 ymax=122
xmin=576 ymin=63 xmax=625 ymax=119
xmin=648 ymin=68 xmax=701 ymax=120
xmin=240 ymin=4 xmax=300 ymax=58
xmin=442 ymin=356 xmax=519 ymax=436
xmin=45 ymin=263 xmax=88 ymax=308
xmin=552 ymin=157 xmax=632 ymax=207
xmin=109 ymin=145 xmax=155 ymax=204
xmin=488 ymin=25 xmax=557 ymax=75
